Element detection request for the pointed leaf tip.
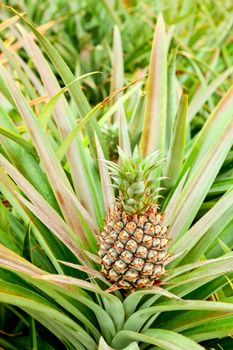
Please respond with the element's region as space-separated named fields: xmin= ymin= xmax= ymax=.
xmin=141 ymin=11 xmax=167 ymax=157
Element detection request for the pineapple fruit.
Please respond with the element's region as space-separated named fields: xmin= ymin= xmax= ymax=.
xmin=99 ymin=148 xmax=169 ymax=288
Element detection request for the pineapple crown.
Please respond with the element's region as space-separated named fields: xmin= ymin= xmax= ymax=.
xmin=108 ymin=147 xmax=164 ymax=214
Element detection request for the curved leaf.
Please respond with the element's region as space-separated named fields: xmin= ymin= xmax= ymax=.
xmin=111 ymin=329 xmax=204 ymax=350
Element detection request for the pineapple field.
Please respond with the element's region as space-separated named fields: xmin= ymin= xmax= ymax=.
xmin=0 ymin=1 xmax=233 ymax=349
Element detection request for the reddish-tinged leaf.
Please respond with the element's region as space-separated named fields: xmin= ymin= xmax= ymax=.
xmin=0 ymin=243 xmax=45 ymax=276
xmin=95 ymin=134 xmax=115 ymax=212
xmin=17 ymin=24 xmax=101 ymax=223
xmin=141 ymin=13 xmax=167 ymax=157
xmin=0 ymin=154 xmax=88 ymax=264
xmin=37 ymin=274 xmax=104 ymax=294
xmin=58 ymin=261 xmax=106 ymax=282
xmin=16 ymin=193 xmax=87 ymax=263
xmin=111 ymin=25 xmax=124 ymax=121
xmin=163 ymin=171 xmax=189 ymax=225
xmin=0 ymin=63 xmax=88 ymax=244
xmin=118 ymin=105 xmax=132 ymax=156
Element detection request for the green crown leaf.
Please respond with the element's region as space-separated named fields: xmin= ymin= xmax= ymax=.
xmin=107 ymin=147 xmax=164 ymax=214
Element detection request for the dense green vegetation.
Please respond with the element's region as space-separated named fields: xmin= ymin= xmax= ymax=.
xmin=0 ymin=1 xmax=233 ymax=349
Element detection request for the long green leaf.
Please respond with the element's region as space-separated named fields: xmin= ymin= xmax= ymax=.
xmin=0 ymin=106 xmax=58 ymax=211
xmin=141 ymin=13 xmax=167 ymax=157
xmin=95 ymin=134 xmax=115 ymax=212
xmin=18 ymin=24 xmax=104 ymax=226
xmin=124 ymin=299 xmax=233 ymax=332
xmin=0 ymin=169 xmax=65 ymax=273
xmin=111 ymin=329 xmax=204 ymax=350
xmin=118 ymin=105 xmax=132 ymax=156
xmin=0 ymin=280 xmax=96 ymax=349
xmin=168 ymin=86 xmax=233 ymax=242
xmin=183 ymin=315 xmax=233 ymax=343
xmin=165 ymin=89 xmax=188 ymax=188
xmin=7 ymin=6 xmax=106 ymax=156
xmin=188 ymin=65 xmax=233 ymax=121
xmin=0 ymin=125 xmax=36 ymax=155
xmin=170 ymin=188 xmax=233 ymax=263
xmin=0 ymin=63 xmax=90 ymax=244
xmin=0 ymin=154 xmax=88 ymax=263
xmin=111 ymin=25 xmax=124 ymax=122
xmin=166 ymin=48 xmax=178 ymax=151
xmin=124 ymin=287 xmax=181 ymax=319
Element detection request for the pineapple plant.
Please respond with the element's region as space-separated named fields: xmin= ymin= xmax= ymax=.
xmin=0 ymin=4 xmax=233 ymax=350
xmin=99 ymin=149 xmax=169 ymax=289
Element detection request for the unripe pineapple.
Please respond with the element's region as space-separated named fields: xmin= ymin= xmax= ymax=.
xmin=98 ymin=148 xmax=169 ymax=289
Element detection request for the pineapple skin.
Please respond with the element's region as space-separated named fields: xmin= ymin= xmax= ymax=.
xmin=99 ymin=204 xmax=169 ymax=289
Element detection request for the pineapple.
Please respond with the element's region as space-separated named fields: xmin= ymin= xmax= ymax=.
xmin=99 ymin=148 xmax=169 ymax=289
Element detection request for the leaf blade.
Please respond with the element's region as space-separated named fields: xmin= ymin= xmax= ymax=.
xmin=141 ymin=13 xmax=167 ymax=157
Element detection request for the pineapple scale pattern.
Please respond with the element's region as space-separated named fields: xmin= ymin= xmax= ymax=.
xmin=99 ymin=205 xmax=169 ymax=289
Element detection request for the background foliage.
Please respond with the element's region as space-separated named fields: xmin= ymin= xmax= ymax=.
xmin=0 ymin=1 xmax=233 ymax=350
